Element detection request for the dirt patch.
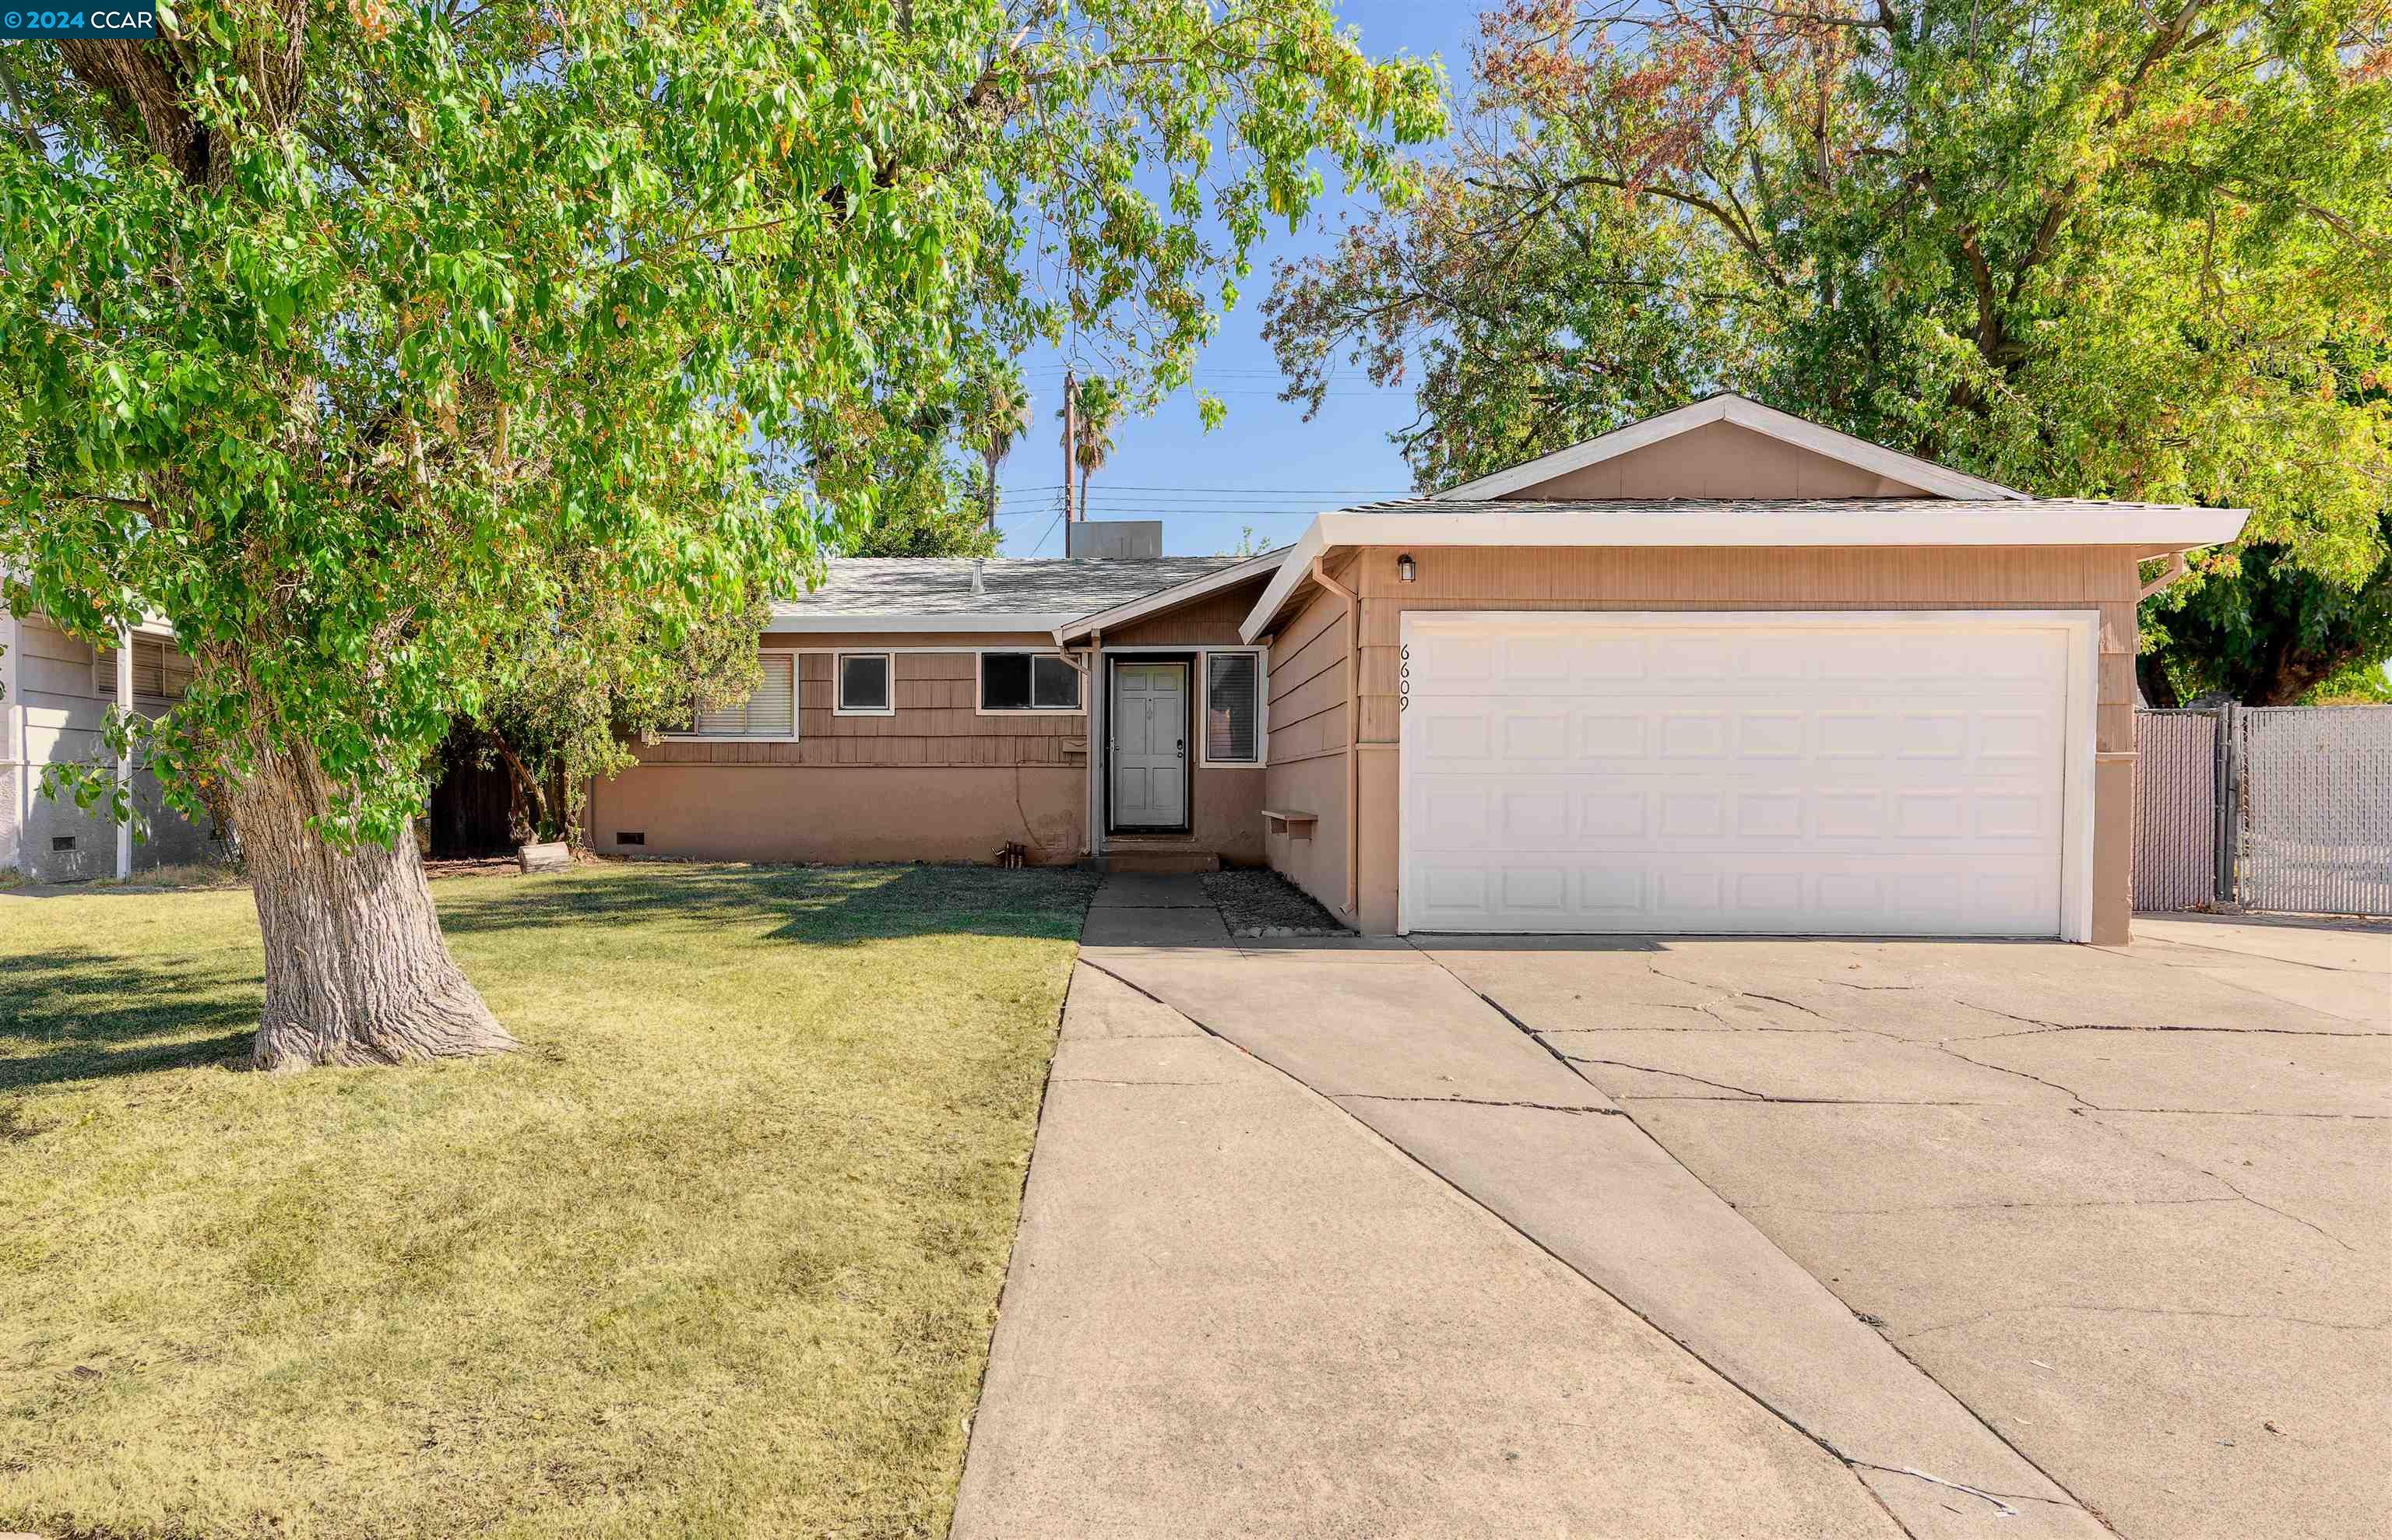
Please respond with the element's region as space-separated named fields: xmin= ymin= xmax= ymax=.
xmin=421 ymin=855 xmax=524 ymax=881
xmin=1203 ymin=868 xmax=1347 ymax=937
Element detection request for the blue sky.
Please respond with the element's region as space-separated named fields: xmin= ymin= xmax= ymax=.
xmin=993 ymin=3 xmax=1478 ymax=559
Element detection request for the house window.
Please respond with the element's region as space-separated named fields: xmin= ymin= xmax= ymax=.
xmin=980 ymin=652 xmax=1082 ymax=712
xmin=676 ymin=651 xmax=797 ymax=739
xmin=835 ymin=652 xmax=893 ymax=715
xmin=95 ymin=635 xmax=191 ymax=705
xmin=1205 ymin=651 xmax=1262 ymax=765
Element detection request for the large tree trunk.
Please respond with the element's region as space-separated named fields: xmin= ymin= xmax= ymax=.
xmin=230 ymin=744 xmax=517 ymax=1071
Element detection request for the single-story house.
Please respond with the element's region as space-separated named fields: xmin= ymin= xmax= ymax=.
xmin=589 ymin=394 xmax=2247 ymax=944
xmin=1 ymin=607 xmax=220 ymax=881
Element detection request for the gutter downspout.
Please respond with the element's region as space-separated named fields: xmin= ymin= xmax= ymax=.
xmin=1308 ymin=555 xmax=1360 ymax=916
xmin=2137 ymin=550 xmax=2191 ymax=601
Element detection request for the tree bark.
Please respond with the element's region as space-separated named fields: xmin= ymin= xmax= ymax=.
xmin=488 ymin=731 xmax=548 ymax=843
xmin=230 ymin=743 xmax=516 ymax=1071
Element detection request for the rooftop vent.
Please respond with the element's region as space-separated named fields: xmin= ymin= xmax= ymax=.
xmin=970 ymin=557 xmax=985 ymax=594
xmin=1066 ymin=520 xmax=1163 ymax=560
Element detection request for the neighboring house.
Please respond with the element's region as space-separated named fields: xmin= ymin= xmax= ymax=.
xmin=594 ymin=393 xmax=2246 ymax=945
xmin=0 ymin=608 xmax=221 ymax=882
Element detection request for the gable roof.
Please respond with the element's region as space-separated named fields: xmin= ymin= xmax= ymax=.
xmin=1440 ymin=394 xmax=2028 ymax=503
xmin=768 ymin=555 xmax=1256 ymax=634
xmin=1054 ymin=548 xmax=1286 ymax=642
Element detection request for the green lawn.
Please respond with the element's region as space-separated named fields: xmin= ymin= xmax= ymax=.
xmin=0 ymin=862 xmax=1095 ymax=1539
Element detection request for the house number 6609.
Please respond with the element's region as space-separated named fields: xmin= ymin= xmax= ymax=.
xmin=1398 ymin=644 xmax=1411 ymax=712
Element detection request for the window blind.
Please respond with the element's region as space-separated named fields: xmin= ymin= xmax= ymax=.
xmin=95 ymin=637 xmax=184 ymax=702
xmin=694 ymin=652 xmax=796 ymax=737
xmin=1205 ymin=652 xmax=1259 ymax=763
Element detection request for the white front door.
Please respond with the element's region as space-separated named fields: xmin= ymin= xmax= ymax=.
xmin=1400 ymin=611 xmax=2090 ymax=937
xmin=1112 ymin=663 xmax=1188 ymax=828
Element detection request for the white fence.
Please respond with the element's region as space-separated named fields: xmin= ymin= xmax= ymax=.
xmin=2134 ymin=705 xmax=2392 ymax=917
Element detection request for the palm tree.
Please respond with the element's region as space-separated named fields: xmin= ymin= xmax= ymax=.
xmin=972 ymin=370 xmax=1033 ymax=533
xmin=1063 ymin=377 xmax=1120 ymax=520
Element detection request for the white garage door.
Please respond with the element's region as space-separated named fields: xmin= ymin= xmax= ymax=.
xmin=1400 ymin=612 xmax=2089 ymax=937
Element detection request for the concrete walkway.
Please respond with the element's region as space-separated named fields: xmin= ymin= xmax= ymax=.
xmin=952 ymin=960 xmax=1898 ymax=1538
xmin=955 ymin=876 xmax=2130 ymax=1538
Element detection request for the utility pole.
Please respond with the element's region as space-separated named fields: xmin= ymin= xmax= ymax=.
xmin=1060 ymin=366 xmax=1078 ymax=525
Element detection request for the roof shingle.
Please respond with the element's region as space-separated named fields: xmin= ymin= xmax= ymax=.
xmin=769 ymin=556 xmax=1256 ymax=621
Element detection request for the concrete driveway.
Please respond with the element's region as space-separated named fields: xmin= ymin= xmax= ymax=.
xmin=1423 ymin=914 xmax=2390 ymax=1540
xmin=956 ymin=881 xmax=2387 ymax=1539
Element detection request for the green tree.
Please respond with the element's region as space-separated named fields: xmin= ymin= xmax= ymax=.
xmin=2139 ymin=514 xmax=2392 ymax=703
xmin=2 ymin=0 xmax=1440 ymax=1067
xmin=840 ymin=463 xmax=1003 ymax=557
xmin=966 ymin=367 xmax=1035 ymax=533
xmin=474 ymin=583 xmax=771 ymax=849
xmin=1265 ymin=0 xmax=2390 ymax=702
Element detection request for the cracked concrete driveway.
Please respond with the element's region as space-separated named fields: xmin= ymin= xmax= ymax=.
xmin=1426 ymin=913 xmax=2391 ymax=1540
xmin=956 ymin=883 xmax=2387 ymax=1540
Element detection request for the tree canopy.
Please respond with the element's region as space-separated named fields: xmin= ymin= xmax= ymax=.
xmin=6 ymin=0 xmax=1439 ymax=839
xmin=1265 ymin=0 xmax=2390 ymax=703
xmin=0 ymin=0 xmax=1441 ymax=1064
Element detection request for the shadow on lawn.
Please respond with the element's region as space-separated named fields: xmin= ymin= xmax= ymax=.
xmin=0 ymin=865 xmax=1092 ymax=1095
xmin=436 ymin=861 xmax=1097 ymax=947
xmin=0 ymin=948 xmax=259 ymax=1091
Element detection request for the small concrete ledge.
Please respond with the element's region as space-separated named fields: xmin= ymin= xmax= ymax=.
xmin=1261 ymin=809 xmax=1318 ymax=841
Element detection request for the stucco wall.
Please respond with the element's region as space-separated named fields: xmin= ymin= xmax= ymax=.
xmin=3 ymin=610 xmax=220 ymax=881
xmin=1188 ymin=765 xmax=1268 ymax=867
xmin=591 ymin=764 xmax=1086 ymax=866
xmin=1271 ymin=546 xmax=2140 ymax=942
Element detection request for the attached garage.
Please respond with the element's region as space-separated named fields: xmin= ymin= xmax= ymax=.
xmin=1241 ymin=395 xmax=2249 ymax=945
xmin=1398 ymin=611 xmax=2095 ymax=939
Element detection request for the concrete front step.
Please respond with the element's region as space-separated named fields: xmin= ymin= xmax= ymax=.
xmin=1089 ymin=849 xmax=1221 ymax=874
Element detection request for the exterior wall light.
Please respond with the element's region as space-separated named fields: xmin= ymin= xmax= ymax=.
xmin=1396 ymin=554 xmax=1417 ymax=583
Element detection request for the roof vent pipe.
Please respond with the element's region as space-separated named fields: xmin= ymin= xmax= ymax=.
xmin=970 ymin=557 xmax=985 ymax=595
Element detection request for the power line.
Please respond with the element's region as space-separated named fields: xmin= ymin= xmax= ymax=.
xmin=1028 ymin=482 xmax=1412 ymax=494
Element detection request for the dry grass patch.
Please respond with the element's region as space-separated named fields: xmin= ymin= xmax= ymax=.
xmin=0 ymin=862 xmax=1094 ymax=1539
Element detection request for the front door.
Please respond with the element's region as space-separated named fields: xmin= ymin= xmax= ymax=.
xmin=1112 ymin=663 xmax=1188 ymax=829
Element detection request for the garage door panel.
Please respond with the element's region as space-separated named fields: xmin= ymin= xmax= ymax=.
xmin=1500 ymin=710 xmax=1571 ymax=760
xmin=1404 ymin=856 xmax=2062 ymax=935
xmin=1579 ymin=714 xmax=1646 ymax=757
xmin=1411 ymin=774 xmax=2057 ymax=856
xmin=1413 ymin=626 xmax=2065 ymax=697
xmin=1423 ymin=700 xmax=2061 ymax=776
xmin=1402 ymin=615 xmax=2076 ymax=937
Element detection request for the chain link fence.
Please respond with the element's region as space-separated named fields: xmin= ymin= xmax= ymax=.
xmin=2134 ymin=704 xmax=2392 ymax=917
